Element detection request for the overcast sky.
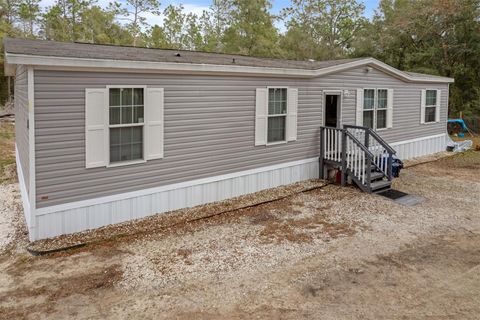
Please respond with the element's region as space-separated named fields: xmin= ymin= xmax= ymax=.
xmin=38 ymin=0 xmax=380 ymax=31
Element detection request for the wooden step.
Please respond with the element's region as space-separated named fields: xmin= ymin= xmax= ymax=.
xmin=370 ymin=180 xmax=391 ymax=192
xmin=369 ymin=171 xmax=385 ymax=181
xmin=364 ymin=164 xmax=377 ymax=171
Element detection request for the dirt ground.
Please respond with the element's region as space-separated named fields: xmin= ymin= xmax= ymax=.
xmin=1 ymin=150 xmax=480 ymax=319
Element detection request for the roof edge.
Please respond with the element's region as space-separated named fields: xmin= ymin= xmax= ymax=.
xmin=4 ymin=52 xmax=454 ymax=83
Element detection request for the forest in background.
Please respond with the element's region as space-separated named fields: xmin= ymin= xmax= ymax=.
xmin=1 ymin=0 xmax=479 ymax=117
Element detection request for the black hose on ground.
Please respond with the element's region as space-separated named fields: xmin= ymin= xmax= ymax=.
xmin=25 ymin=182 xmax=331 ymax=256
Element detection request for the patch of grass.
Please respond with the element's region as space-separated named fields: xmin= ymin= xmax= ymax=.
xmin=446 ymin=149 xmax=480 ymax=168
xmin=0 ymin=121 xmax=16 ymax=184
xmin=428 ymin=146 xmax=480 ymax=173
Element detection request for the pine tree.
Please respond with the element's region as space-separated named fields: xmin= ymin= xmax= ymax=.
xmin=222 ymin=0 xmax=280 ymax=57
xmin=282 ymin=0 xmax=366 ymax=60
xmin=110 ymin=0 xmax=161 ymax=46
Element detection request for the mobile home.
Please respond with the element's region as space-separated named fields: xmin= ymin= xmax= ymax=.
xmin=4 ymin=38 xmax=454 ymax=240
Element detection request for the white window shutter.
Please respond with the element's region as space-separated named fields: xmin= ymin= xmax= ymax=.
xmin=387 ymin=88 xmax=394 ymax=128
xmin=286 ymin=88 xmax=298 ymax=141
xmin=435 ymin=89 xmax=441 ymax=122
xmin=356 ymin=89 xmax=364 ymax=126
xmin=255 ymin=88 xmax=268 ymax=146
xmin=85 ymin=88 xmax=107 ymax=168
xmin=420 ymin=89 xmax=426 ymax=124
xmin=145 ymin=87 xmax=164 ymax=160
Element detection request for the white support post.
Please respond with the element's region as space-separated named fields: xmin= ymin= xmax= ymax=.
xmin=27 ymin=66 xmax=36 ymax=237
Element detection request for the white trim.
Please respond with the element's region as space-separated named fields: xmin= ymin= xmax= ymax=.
xmin=109 ymin=123 xmax=144 ymax=128
xmin=35 ymin=157 xmax=319 ymax=216
xmin=323 ymin=90 xmax=343 ymax=95
xmin=266 ymin=141 xmax=287 ymax=146
xmin=5 ymin=53 xmax=454 ymax=83
xmin=106 ymin=84 xmax=147 ymax=88
xmin=106 ymin=159 xmax=146 ymax=168
xmin=420 ymin=119 xmax=438 ymax=125
xmin=266 ymin=86 xmax=289 ymax=90
xmin=27 ymin=66 xmax=36 ymax=229
xmin=15 ymin=144 xmax=32 ymax=231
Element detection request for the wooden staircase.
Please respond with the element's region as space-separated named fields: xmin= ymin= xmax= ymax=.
xmin=319 ymin=125 xmax=397 ymax=193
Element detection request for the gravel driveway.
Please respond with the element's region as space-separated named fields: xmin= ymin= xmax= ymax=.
xmin=0 ymin=151 xmax=479 ymax=319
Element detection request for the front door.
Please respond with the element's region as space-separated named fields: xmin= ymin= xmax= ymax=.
xmin=324 ymin=94 xmax=340 ymax=128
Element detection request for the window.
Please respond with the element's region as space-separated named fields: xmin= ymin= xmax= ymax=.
xmin=267 ymin=88 xmax=287 ymax=143
xmin=109 ymin=88 xmax=144 ymax=163
xmin=376 ymin=89 xmax=388 ymax=129
xmin=363 ymin=89 xmax=375 ymax=129
xmin=425 ymin=90 xmax=437 ymax=123
xmin=363 ymin=89 xmax=389 ymax=130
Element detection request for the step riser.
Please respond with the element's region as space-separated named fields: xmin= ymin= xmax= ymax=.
xmin=369 ymin=180 xmax=392 ymax=192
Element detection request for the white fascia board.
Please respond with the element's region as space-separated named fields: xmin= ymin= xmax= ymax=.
xmin=6 ymin=53 xmax=318 ymax=78
xmin=5 ymin=53 xmax=455 ymax=83
xmin=367 ymin=58 xmax=455 ymax=83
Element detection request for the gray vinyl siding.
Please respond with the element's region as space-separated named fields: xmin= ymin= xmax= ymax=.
xmin=336 ymin=67 xmax=448 ymax=142
xmin=14 ymin=65 xmax=29 ymax=194
xmin=33 ymin=66 xmax=448 ymax=208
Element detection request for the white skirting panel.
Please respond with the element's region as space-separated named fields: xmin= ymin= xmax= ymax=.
xmin=33 ymin=158 xmax=319 ymax=240
xmin=390 ymin=133 xmax=447 ymax=160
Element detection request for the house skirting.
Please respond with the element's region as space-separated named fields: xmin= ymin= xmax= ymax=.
xmin=30 ymin=158 xmax=319 ymax=240
xmin=17 ymin=133 xmax=448 ymax=241
xmin=390 ymin=133 xmax=447 ymax=160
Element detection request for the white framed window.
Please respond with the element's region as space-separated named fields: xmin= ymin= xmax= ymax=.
xmin=267 ymin=87 xmax=287 ymax=143
xmin=376 ymin=89 xmax=388 ymax=129
xmin=420 ymin=89 xmax=440 ymax=124
xmin=362 ymin=88 xmax=390 ymax=130
xmin=108 ymin=87 xmax=145 ymax=164
xmin=85 ymin=86 xmax=164 ymax=169
xmin=424 ymin=89 xmax=437 ymax=123
xmin=255 ymin=87 xmax=297 ymax=146
xmin=363 ymin=89 xmax=375 ymax=129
